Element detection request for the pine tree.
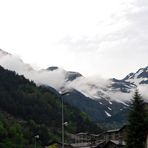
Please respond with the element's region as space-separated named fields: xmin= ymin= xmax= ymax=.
xmin=126 ymin=90 xmax=147 ymax=148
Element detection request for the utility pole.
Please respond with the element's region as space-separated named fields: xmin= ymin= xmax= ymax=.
xmin=34 ymin=135 xmax=39 ymax=148
xmin=60 ymin=92 xmax=70 ymax=148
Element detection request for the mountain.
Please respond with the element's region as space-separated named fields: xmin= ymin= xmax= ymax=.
xmin=107 ymin=67 xmax=148 ymax=93
xmin=47 ymin=66 xmax=59 ymax=71
xmin=0 ymin=49 xmax=148 ymax=128
xmin=65 ymin=71 xmax=82 ymax=81
xmin=108 ymin=66 xmax=148 ymax=94
xmin=61 ymin=89 xmax=128 ymax=122
xmin=47 ymin=66 xmax=83 ymax=81
xmin=109 ymin=78 xmax=136 ymax=93
xmin=46 ymin=67 xmax=130 ymax=124
xmin=0 ymin=65 xmax=103 ymax=147
xmin=0 ymin=49 xmax=10 ymax=56
xmin=56 ymin=66 xmax=148 ymax=127
xmin=123 ymin=66 xmax=148 ymax=85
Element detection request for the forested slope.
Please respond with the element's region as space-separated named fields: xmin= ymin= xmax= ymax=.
xmin=0 ymin=66 xmax=102 ymax=147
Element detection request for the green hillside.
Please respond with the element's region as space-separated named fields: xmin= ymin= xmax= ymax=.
xmin=0 ymin=66 xmax=102 ymax=147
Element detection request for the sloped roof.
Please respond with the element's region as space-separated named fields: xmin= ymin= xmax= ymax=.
xmin=110 ymin=140 xmax=126 ymax=145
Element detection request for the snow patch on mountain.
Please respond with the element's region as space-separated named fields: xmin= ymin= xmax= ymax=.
xmin=0 ymin=49 xmax=148 ymax=103
xmin=108 ymin=107 xmax=112 ymax=110
xmin=105 ymin=111 xmax=112 ymax=117
xmin=109 ymin=101 xmax=112 ymax=105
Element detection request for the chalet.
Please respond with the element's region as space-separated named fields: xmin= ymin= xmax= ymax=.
xmin=95 ymin=141 xmax=106 ymax=148
xmin=45 ymin=141 xmax=72 ymax=148
xmin=68 ymin=123 xmax=148 ymax=148
xmin=68 ymin=126 xmax=127 ymax=148
xmin=103 ymin=125 xmax=127 ymax=142
xmin=102 ymin=140 xmax=125 ymax=148
xmin=89 ymin=134 xmax=103 ymax=144
xmin=94 ymin=126 xmax=127 ymax=148
xmin=75 ymin=133 xmax=90 ymax=143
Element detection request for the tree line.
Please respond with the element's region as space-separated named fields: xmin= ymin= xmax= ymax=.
xmin=0 ymin=66 xmax=102 ymax=147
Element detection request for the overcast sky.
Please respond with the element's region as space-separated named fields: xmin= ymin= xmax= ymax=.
xmin=0 ymin=0 xmax=148 ymax=79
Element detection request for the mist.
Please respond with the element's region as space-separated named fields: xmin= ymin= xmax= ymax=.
xmin=0 ymin=51 xmax=148 ymax=102
xmin=0 ymin=53 xmax=66 ymax=90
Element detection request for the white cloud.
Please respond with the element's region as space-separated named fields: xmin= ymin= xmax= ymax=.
xmin=138 ymin=85 xmax=148 ymax=101
xmin=0 ymin=55 xmax=33 ymax=73
xmin=0 ymin=0 xmax=147 ymax=78
xmin=0 ymin=51 xmax=110 ymax=100
xmin=0 ymin=50 xmax=148 ymax=103
xmin=0 ymin=53 xmax=66 ymax=90
xmin=25 ymin=69 xmax=67 ymax=90
xmin=107 ymin=91 xmax=133 ymax=102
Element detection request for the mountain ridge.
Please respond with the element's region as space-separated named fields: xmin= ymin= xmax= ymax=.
xmin=0 ymin=49 xmax=148 ymax=128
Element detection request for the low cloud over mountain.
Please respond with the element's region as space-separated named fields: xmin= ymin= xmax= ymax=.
xmin=0 ymin=49 xmax=148 ymax=103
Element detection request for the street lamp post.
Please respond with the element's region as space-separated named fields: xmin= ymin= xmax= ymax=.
xmin=60 ymin=92 xmax=69 ymax=148
xmin=34 ymin=135 xmax=39 ymax=148
xmin=61 ymin=93 xmax=64 ymax=148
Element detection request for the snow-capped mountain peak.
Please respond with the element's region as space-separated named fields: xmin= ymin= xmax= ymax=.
xmin=123 ymin=73 xmax=135 ymax=80
xmin=47 ymin=66 xmax=83 ymax=81
xmin=123 ymin=66 xmax=148 ymax=85
xmin=47 ymin=66 xmax=59 ymax=71
xmin=0 ymin=49 xmax=10 ymax=57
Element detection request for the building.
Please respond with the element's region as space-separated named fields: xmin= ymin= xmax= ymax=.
xmin=102 ymin=125 xmax=127 ymax=142
xmin=93 ymin=126 xmax=127 ymax=148
xmin=102 ymin=140 xmax=125 ymax=148
xmin=45 ymin=141 xmax=73 ymax=148
xmin=68 ymin=126 xmax=127 ymax=148
xmin=75 ymin=133 xmax=90 ymax=143
xmin=95 ymin=141 xmax=106 ymax=148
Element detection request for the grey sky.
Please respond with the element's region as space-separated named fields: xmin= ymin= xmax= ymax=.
xmin=0 ymin=0 xmax=147 ymax=78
